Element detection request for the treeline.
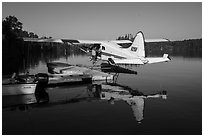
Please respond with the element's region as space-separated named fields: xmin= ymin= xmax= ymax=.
xmin=3 ymin=16 xmax=39 ymax=39
xmin=117 ymin=33 xmax=202 ymax=57
xmin=2 ymin=16 xmax=67 ymax=75
xmin=171 ymin=39 xmax=202 ymax=57
xmin=3 ymin=16 xmax=27 ymax=75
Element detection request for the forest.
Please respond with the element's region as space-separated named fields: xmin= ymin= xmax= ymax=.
xmin=2 ymin=16 xmax=67 ymax=75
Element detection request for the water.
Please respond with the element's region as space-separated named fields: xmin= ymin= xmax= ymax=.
xmin=2 ymin=51 xmax=202 ymax=135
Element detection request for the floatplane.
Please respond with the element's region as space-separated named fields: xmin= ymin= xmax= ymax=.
xmin=23 ymin=31 xmax=171 ymax=76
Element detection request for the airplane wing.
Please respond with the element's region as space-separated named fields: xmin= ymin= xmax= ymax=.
xmin=72 ymin=40 xmax=102 ymax=44
xmin=145 ymin=54 xmax=171 ymax=64
xmin=76 ymin=39 xmax=169 ymax=44
xmin=107 ymin=54 xmax=170 ymax=65
xmin=23 ymin=38 xmax=64 ymax=43
xmin=23 ymin=37 xmax=169 ymax=45
xmin=65 ymin=39 xmax=133 ymax=45
xmin=145 ymin=39 xmax=170 ymax=43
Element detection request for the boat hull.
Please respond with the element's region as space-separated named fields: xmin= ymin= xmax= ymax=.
xmin=2 ymin=83 xmax=37 ymax=96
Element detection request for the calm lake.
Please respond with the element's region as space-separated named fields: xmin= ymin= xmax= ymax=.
xmin=2 ymin=46 xmax=202 ymax=135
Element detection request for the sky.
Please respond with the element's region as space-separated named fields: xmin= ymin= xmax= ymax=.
xmin=2 ymin=2 xmax=202 ymax=41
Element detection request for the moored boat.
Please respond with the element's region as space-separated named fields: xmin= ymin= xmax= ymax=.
xmin=3 ymin=83 xmax=37 ymax=96
xmin=2 ymin=73 xmax=48 ymax=96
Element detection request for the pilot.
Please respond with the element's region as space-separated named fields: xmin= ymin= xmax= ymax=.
xmin=91 ymin=47 xmax=97 ymax=61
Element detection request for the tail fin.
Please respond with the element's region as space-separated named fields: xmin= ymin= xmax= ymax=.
xmin=128 ymin=31 xmax=145 ymax=57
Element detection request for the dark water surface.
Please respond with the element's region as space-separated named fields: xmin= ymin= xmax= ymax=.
xmin=2 ymin=52 xmax=202 ymax=135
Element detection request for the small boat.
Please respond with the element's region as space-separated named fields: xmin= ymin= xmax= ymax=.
xmin=2 ymin=73 xmax=49 ymax=96
xmin=3 ymin=83 xmax=37 ymax=96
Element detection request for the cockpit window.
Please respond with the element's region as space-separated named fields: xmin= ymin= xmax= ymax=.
xmin=118 ymin=43 xmax=132 ymax=48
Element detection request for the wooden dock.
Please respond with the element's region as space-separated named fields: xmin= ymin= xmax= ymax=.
xmin=70 ymin=65 xmax=114 ymax=81
xmin=48 ymin=74 xmax=92 ymax=87
xmin=46 ymin=62 xmax=114 ymax=86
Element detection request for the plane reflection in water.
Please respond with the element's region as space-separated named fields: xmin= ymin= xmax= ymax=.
xmin=3 ymin=82 xmax=167 ymax=123
xmin=94 ymin=83 xmax=167 ymax=123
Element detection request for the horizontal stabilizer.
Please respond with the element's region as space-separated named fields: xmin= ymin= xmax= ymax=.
xmin=113 ymin=58 xmax=144 ymax=65
xmin=146 ymin=54 xmax=171 ymax=64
